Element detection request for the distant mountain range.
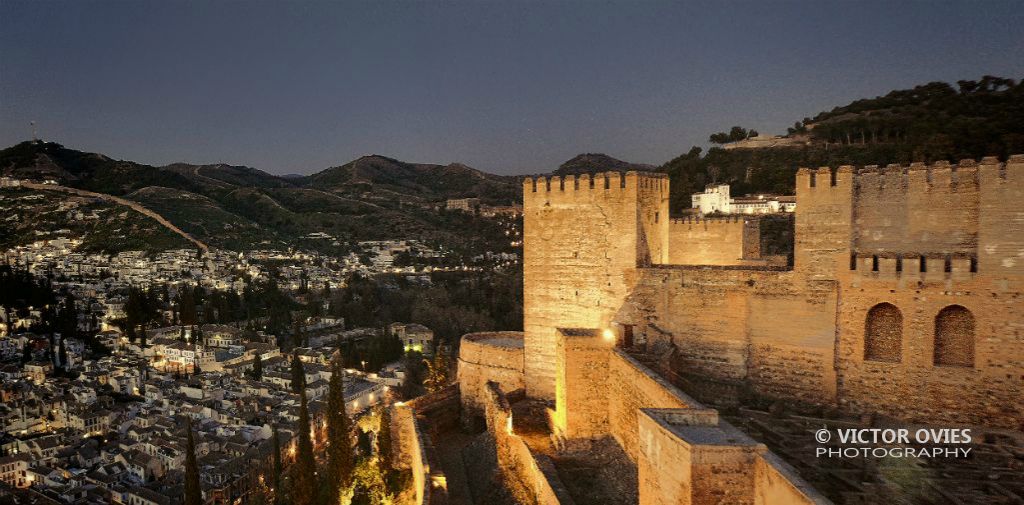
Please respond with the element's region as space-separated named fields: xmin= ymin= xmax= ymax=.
xmin=554 ymin=153 xmax=655 ymax=176
xmin=4 ymin=76 xmax=1018 ymax=252
xmin=0 ymin=141 xmax=522 ymax=253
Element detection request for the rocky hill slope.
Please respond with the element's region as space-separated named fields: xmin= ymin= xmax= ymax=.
xmin=0 ymin=142 xmax=519 ymax=253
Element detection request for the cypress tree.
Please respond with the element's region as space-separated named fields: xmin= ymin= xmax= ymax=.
xmin=184 ymin=419 xmax=203 ymax=505
xmin=378 ymin=405 xmax=394 ymax=473
xmin=292 ymin=320 xmax=303 ymax=349
xmin=292 ymin=388 xmax=317 ymax=505
xmin=252 ymin=352 xmax=263 ymax=380
xmin=272 ymin=425 xmax=283 ymax=505
xmin=290 ymin=350 xmax=306 ymax=393
xmin=323 ymin=356 xmax=354 ymax=503
xmin=58 ymin=338 xmax=68 ymax=370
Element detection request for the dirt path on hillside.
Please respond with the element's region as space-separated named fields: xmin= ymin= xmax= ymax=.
xmin=21 ymin=182 xmax=209 ymax=251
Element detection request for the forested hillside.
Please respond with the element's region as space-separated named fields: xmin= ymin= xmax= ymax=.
xmin=661 ymin=76 xmax=1023 ymax=213
xmin=0 ymin=142 xmax=520 ymax=253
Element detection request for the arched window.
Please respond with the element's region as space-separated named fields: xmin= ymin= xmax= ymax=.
xmin=934 ymin=305 xmax=975 ymax=367
xmin=864 ymin=303 xmax=902 ymax=362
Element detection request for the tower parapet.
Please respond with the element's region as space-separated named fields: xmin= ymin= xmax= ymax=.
xmin=794 ymin=156 xmax=1024 ymax=280
xmin=523 ymin=171 xmax=668 ymax=195
xmin=794 ymin=166 xmax=855 ymax=279
xmin=522 ymin=170 xmax=669 ymax=400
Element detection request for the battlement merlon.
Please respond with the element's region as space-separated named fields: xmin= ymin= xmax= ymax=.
xmin=522 ymin=171 xmax=669 ymax=199
xmin=670 ymin=215 xmax=746 ymax=225
xmin=796 ymin=155 xmax=1024 ymax=193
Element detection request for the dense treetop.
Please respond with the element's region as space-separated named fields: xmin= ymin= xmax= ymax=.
xmin=660 ymin=75 xmax=1023 ymax=213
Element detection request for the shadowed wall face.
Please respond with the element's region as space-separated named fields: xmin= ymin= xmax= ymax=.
xmin=933 ymin=305 xmax=974 ymax=367
xmin=864 ymin=303 xmax=902 ymax=362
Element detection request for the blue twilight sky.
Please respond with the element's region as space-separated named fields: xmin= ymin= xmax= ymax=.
xmin=1 ymin=1 xmax=1022 ymax=176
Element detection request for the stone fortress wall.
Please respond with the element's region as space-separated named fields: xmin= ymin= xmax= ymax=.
xmin=456 ymin=156 xmax=1022 ymax=504
xmin=521 ymin=172 xmax=669 ymax=400
xmin=518 ymin=156 xmax=1023 ymax=429
xmin=668 ymin=216 xmax=752 ymax=265
xmin=458 ymin=331 xmax=525 ymax=417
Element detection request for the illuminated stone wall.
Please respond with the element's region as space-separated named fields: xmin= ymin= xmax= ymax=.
xmin=457 ymin=331 xmax=525 ymax=418
xmin=668 ymin=216 xmax=748 ymax=265
xmin=835 ymin=261 xmax=1024 ymax=427
xmin=553 ymin=328 xmax=612 ymax=444
xmin=522 ymin=171 xmax=669 ymax=400
xmin=438 ymin=156 xmax=1024 ymax=505
xmin=393 ymin=404 xmax=432 ymax=505
xmin=637 ymin=408 xmax=764 ymax=505
xmin=819 ymin=157 xmax=1023 ymax=428
xmin=482 ymin=381 xmax=576 ymax=505
xmin=527 ymin=156 xmax=1023 ymax=429
xmin=548 ymin=332 xmax=827 ymax=505
xmin=608 ymin=350 xmax=698 ymax=461
xmin=617 ymin=267 xmax=839 ymax=407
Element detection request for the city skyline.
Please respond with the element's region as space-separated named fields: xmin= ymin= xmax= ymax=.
xmin=2 ymin=0 xmax=1022 ymax=175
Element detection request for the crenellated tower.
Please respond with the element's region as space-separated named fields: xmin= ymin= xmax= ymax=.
xmin=794 ymin=165 xmax=855 ymax=280
xmin=522 ymin=171 xmax=669 ymax=399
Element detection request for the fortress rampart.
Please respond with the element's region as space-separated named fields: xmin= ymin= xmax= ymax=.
xmin=520 ymin=156 xmax=1023 ymax=428
xmin=547 ymin=328 xmax=828 ymax=505
xmin=795 ymin=156 xmax=1024 ymax=279
xmin=481 ymin=382 xmax=577 ymax=505
xmin=457 ymin=331 xmax=525 ymax=418
xmin=522 ymin=171 xmax=669 ymax=399
xmin=453 ymin=155 xmax=1021 ymax=505
xmin=667 ymin=216 xmax=758 ymax=265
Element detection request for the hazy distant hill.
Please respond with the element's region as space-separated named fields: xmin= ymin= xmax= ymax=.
xmin=307 ymin=154 xmax=519 ymax=205
xmin=0 ymin=142 xmax=520 ymax=253
xmin=162 ymin=162 xmax=295 ymax=190
xmin=554 ymin=153 xmax=655 ymax=176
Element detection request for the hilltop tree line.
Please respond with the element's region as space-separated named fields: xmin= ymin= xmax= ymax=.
xmin=661 ymin=76 xmax=1023 ymax=213
xmin=709 ymin=126 xmax=759 ymax=144
xmin=328 ymin=269 xmax=523 ymax=345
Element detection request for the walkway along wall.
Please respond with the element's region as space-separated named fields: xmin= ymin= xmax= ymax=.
xmin=482 ymin=382 xmax=576 ymax=505
xmin=550 ymin=328 xmax=830 ymax=505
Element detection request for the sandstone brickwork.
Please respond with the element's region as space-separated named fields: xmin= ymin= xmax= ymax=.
xmin=482 ymin=382 xmax=576 ymax=505
xmin=553 ymin=328 xmax=611 ymax=444
xmin=522 ymin=172 xmax=669 ymax=399
xmin=607 ymin=349 xmax=697 ymax=461
xmin=457 ymin=331 xmax=525 ymax=418
xmin=527 ymin=156 xmax=1022 ymax=429
xmin=617 ymin=267 xmax=839 ymax=406
xmin=668 ymin=216 xmax=748 ymax=265
xmin=637 ymin=408 xmax=765 ymax=505
xmin=393 ymin=403 xmax=434 ymax=505
xmin=457 ymin=155 xmax=1022 ymax=505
